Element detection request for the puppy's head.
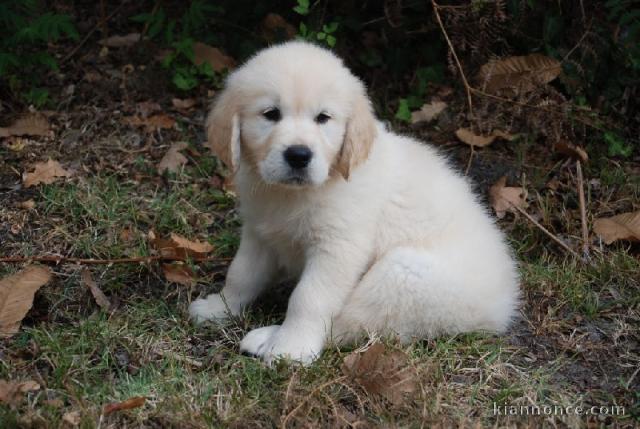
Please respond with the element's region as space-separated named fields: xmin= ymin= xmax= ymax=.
xmin=206 ymin=42 xmax=377 ymax=188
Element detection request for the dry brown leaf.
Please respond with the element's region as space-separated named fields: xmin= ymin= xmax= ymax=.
xmin=98 ymin=33 xmax=141 ymax=48
xmin=593 ymin=211 xmax=640 ymax=245
xmin=18 ymin=199 xmax=35 ymax=210
xmin=22 ymin=159 xmax=72 ymax=188
xmin=0 ymin=380 xmax=40 ymax=406
xmin=261 ymin=13 xmax=296 ymax=42
xmin=81 ymin=269 xmax=111 ymax=311
xmin=477 ymin=54 xmax=561 ymax=94
xmin=103 ymin=396 xmax=146 ymax=415
xmin=62 ymin=410 xmax=81 ymax=426
xmin=411 ymin=101 xmax=447 ymax=124
xmin=123 ymin=114 xmax=175 ymax=132
xmin=342 ymin=343 xmax=417 ymax=405
xmin=149 ymin=232 xmax=214 ymax=260
xmin=171 ymin=98 xmax=197 ymax=111
xmin=455 ymin=128 xmax=517 ymax=148
xmin=162 ymin=263 xmax=195 ymax=286
xmin=553 ymin=140 xmax=588 ymax=163
xmin=193 ymin=42 xmax=236 ymax=72
xmin=157 ymin=142 xmax=188 ymax=174
xmin=489 ymin=176 xmax=528 ymax=219
xmin=120 ymin=227 xmax=135 ymax=242
xmin=136 ymin=101 xmax=162 ymax=118
xmin=0 ymin=113 xmax=50 ymax=138
xmin=0 ymin=266 xmax=52 ymax=337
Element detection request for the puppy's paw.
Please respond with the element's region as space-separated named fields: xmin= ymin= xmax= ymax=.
xmin=239 ymin=325 xmax=281 ymax=357
xmin=188 ymin=293 xmax=237 ymax=324
xmin=241 ymin=326 xmax=323 ymax=365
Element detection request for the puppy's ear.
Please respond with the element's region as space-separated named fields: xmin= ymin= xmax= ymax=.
xmin=206 ymin=89 xmax=241 ymax=171
xmin=336 ymin=93 xmax=377 ymax=180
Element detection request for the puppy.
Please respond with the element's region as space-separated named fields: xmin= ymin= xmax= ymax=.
xmin=189 ymin=41 xmax=520 ymax=364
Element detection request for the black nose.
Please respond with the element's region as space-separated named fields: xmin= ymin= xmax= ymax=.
xmin=283 ymin=145 xmax=313 ymax=169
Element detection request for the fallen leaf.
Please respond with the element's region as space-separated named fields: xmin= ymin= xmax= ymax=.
xmin=43 ymin=398 xmax=64 ymax=408
xmin=157 ymin=142 xmax=188 ymax=174
xmin=0 ymin=266 xmax=52 ymax=337
xmin=120 ymin=227 xmax=135 ymax=242
xmin=593 ymin=211 xmax=640 ymax=245
xmin=84 ymin=71 xmax=102 ymax=82
xmin=193 ymin=42 xmax=236 ymax=72
xmin=98 ymin=33 xmax=141 ymax=48
xmin=342 ymin=343 xmax=416 ymax=404
xmin=0 ymin=113 xmax=50 ymax=138
xmin=411 ymin=101 xmax=447 ymax=124
xmin=149 ymin=232 xmax=214 ymax=260
xmin=171 ymin=98 xmax=197 ymax=111
xmin=7 ymin=138 xmax=27 ymax=152
xmin=18 ymin=200 xmax=35 ymax=210
xmin=489 ymin=176 xmax=528 ymax=219
xmin=123 ymin=114 xmax=175 ymax=132
xmin=81 ymin=269 xmax=111 ymax=311
xmin=455 ymin=128 xmax=517 ymax=148
xmin=22 ymin=159 xmax=72 ymax=188
xmin=553 ymin=140 xmax=588 ymax=163
xmin=477 ymin=54 xmax=561 ymax=94
xmin=0 ymin=380 xmax=40 ymax=406
xmin=62 ymin=410 xmax=81 ymax=426
xmin=136 ymin=101 xmax=162 ymax=118
xmin=261 ymin=13 xmax=297 ymax=42
xmin=103 ymin=396 xmax=146 ymax=415
xmin=162 ymin=263 xmax=195 ymax=286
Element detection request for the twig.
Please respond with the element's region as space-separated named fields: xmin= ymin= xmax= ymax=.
xmin=576 ymin=160 xmax=590 ymax=256
xmin=431 ymin=0 xmax=473 ymax=115
xmin=513 ymin=205 xmax=581 ymax=259
xmin=464 ymin=145 xmax=474 ymax=175
xmin=61 ymin=2 xmax=127 ymax=64
xmin=562 ymin=24 xmax=592 ymax=63
xmin=0 ymin=255 xmax=231 ymax=265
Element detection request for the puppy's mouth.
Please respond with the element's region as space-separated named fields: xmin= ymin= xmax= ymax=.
xmin=281 ymin=172 xmax=311 ymax=186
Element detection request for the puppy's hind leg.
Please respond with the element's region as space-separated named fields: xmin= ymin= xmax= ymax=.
xmin=331 ymin=246 xmax=518 ymax=344
xmin=189 ymin=227 xmax=277 ymax=324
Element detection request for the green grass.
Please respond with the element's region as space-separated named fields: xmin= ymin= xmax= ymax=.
xmin=1 ymin=159 xmax=639 ymax=427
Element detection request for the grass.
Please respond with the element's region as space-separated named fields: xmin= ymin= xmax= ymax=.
xmin=1 ymin=160 xmax=638 ymax=428
xmin=1 ymin=105 xmax=639 ymax=427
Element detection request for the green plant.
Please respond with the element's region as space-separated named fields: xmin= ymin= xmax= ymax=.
xmin=395 ymin=65 xmax=444 ymax=123
xmin=604 ymin=131 xmax=634 ymax=158
xmin=0 ymin=0 xmax=78 ymax=107
xmin=293 ymin=0 xmax=339 ymax=48
xmin=131 ymin=1 xmax=224 ymax=91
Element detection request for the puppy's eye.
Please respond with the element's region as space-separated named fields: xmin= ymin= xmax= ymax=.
xmin=263 ymin=107 xmax=281 ymax=122
xmin=315 ymin=112 xmax=331 ymax=124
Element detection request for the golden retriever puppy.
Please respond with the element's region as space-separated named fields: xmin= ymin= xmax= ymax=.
xmin=189 ymin=41 xmax=520 ymax=364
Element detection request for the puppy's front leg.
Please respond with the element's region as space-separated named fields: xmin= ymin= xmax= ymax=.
xmin=189 ymin=227 xmax=276 ymax=323
xmin=241 ymin=243 xmax=366 ymax=364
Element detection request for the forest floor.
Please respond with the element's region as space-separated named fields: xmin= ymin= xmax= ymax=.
xmin=1 ymin=10 xmax=639 ymax=429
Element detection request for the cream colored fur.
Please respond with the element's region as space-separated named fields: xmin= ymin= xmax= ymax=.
xmin=189 ymin=41 xmax=520 ymax=365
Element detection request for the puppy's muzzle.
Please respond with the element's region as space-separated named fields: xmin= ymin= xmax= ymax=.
xmin=283 ymin=145 xmax=313 ymax=169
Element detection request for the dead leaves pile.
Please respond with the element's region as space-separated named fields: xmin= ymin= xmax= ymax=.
xmin=342 ymin=343 xmax=417 ymax=404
